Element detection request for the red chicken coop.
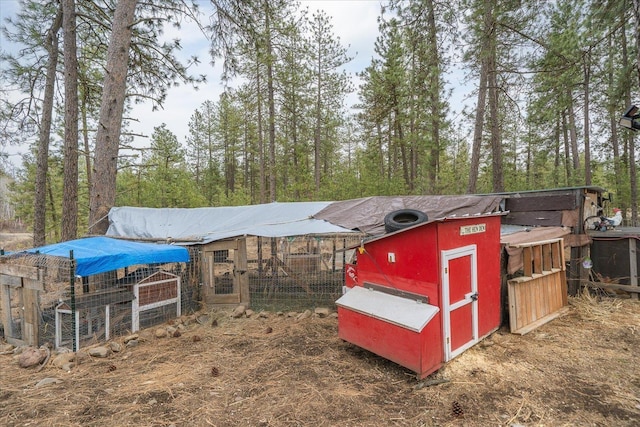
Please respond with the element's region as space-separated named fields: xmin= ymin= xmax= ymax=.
xmin=336 ymin=213 xmax=503 ymax=379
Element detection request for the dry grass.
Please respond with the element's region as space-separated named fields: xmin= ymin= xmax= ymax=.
xmin=1 ymin=293 xmax=639 ymax=427
xmin=1 ymin=233 xmax=32 ymax=252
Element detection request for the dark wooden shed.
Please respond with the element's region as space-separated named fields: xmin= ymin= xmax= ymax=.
xmin=496 ymin=186 xmax=608 ymax=295
xmin=589 ymin=228 xmax=639 ymax=299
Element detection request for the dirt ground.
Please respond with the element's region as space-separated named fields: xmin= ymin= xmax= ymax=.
xmin=0 ymin=292 xmax=638 ymax=427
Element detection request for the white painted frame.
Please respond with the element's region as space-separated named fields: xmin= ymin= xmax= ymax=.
xmin=131 ymin=276 xmax=181 ymax=332
xmin=55 ymin=303 xmax=112 ymax=350
xmin=441 ymin=244 xmax=479 ymax=361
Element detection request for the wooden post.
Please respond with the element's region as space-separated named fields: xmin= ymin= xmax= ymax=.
xmin=630 ymin=239 xmax=638 ymax=301
xmin=0 ymin=263 xmax=44 ymax=346
xmin=237 ymin=238 xmax=250 ymax=306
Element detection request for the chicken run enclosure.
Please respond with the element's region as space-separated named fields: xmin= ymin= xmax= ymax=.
xmin=0 ymin=234 xmax=363 ymax=348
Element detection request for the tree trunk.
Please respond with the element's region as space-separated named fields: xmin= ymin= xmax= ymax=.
xmin=314 ymin=51 xmax=322 ymax=194
xmin=562 ymin=111 xmax=572 ymax=184
xmin=467 ymin=2 xmax=491 ymax=194
xmin=425 ymin=0 xmax=440 ymax=194
xmin=609 ymin=31 xmax=622 ymax=212
xmin=553 ymin=117 xmax=561 ymax=187
xmin=33 ymin=7 xmax=62 ymax=247
xmin=62 ymin=0 xmax=79 ymax=241
xmin=487 ymin=2 xmax=502 ymax=193
xmin=635 ymin=0 xmax=640 ymax=89
xmin=566 ymin=92 xmax=580 ymax=181
xmin=89 ymin=0 xmax=138 ymax=235
xmin=582 ymin=56 xmax=591 ymax=185
xmin=632 ymin=0 xmax=640 ymax=225
xmin=256 ymin=49 xmax=266 ymax=204
xmin=265 ymin=9 xmax=277 ymax=203
xmin=82 ymin=89 xmax=92 ymax=197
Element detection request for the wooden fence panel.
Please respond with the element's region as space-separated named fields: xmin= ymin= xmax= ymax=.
xmin=507 ymin=239 xmax=569 ymax=335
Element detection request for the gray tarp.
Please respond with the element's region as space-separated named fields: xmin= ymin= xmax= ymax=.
xmin=106 ymin=202 xmax=356 ymax=244
xmin=313 ymin=195 xmax=504 ymax=235
xmin=107 ymin=196 xmax=505 ymax=243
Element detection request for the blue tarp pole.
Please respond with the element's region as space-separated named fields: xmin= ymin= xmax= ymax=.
xmin=69 ymin=250 xmax=77 ymax=352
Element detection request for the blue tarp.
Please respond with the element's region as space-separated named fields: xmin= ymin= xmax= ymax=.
xmin=23 ymin=236 xmax=190 ymax=277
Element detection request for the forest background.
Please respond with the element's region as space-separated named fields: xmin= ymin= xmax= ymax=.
xmin=0 ymin=0 xmax=639 ymax=246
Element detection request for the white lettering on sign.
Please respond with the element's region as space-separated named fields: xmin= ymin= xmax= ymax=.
xmin=346 ymin=265 xmax=357 ymax=282
xmin=460 ymin=223 xmax=486 ymax=235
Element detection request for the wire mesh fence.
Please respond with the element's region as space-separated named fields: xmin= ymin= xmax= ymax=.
xmin=244 ymin=234 xmax=364 ymax=311
xmin=0 ymin=234 xmax=364 ymax=349
xmin=0 ymin=247 xmax=200 ymax=350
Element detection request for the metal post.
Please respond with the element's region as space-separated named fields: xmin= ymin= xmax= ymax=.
xmin=69 ymin=250 xmax=77 ymax=352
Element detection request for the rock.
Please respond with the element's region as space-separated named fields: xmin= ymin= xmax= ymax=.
xmin=245 ymin=309 xmax=255 ymax=318
xmin=155 ymin=328 xmax=168 ymax=339
xmin=258 ymin=311 xmax=269 ymax=319
xmin=166 ymin=326 xmax=177 ymax=336
xmin=123 ymin=334 xmax=139 ymax=344
xmin=52 ymin=352 xmax=75 ymax=369
xmin=276 ymin=311 xmax=284 ymax=316
xmin=314 ymin=307 xmax=330 ymax=318
xmin=61 ymin=362 xmax=75 ymax=372
xmin=75 ymin=351 xmax=90 ymax=364
xmin=296 ymin=310 xmax=312 ymax=321
xmin=126 ymin=339 xmax=139 ymax=348
xmin=286 ymin=311 xmax=297 ymax=318
xmin=231 ymin=305 xmax=246 ymax=318
xmin=109 ymin=342 xmax=122 ymax=353
xmin=196 ymin=314 xmax=211 ymax=325
xmin=18 ymin=347 xmax=46 ymax=368
xmin=35 ymin=378 xmax=62 ymax=388
xmin=88 ymin=346 xmax=110 ymax=358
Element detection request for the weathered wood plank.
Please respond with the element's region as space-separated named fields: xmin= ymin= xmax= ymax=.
xmin=511 ymin=307 xmax=571 ymax=335
xmin=503 ymin=211 xmax=564 ymax=227
xmin=508 ymin=271 xmax=568 ymax=334
xmin=533 ymin=245 xmax=542 ymax=274
xmin=22 ymin=288 xmax=39 ymax=346
xmin=237 ymin=239 xmax=250 ymax=306
xmin=523 ymin=247 xmax=532 ymax=277
xmin=551 ymin=240 xmax=561 ymax=269
xmin=0 ymin=264 xmax=41 ymax=280
xmin=505 ymin=194 xmax=577 ymax=211
xmin=0 ymin=274 xmax=22 ymax=287
xmin=0 ymin=284 xmax=14 ymax=337
xmin=543 ymin=243 xmax=552 ymax=271
xmin=23 ymin=277 xmax=44 ymax=291
xmin=584 ymin=281 xmax=640 ymax=294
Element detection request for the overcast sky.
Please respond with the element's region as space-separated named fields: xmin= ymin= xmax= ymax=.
xmin=136 ymin=0 xmax=386 ymax=147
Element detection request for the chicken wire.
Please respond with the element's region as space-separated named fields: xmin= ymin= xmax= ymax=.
xmin=0 ymin=247 xmax=201 ymax=350
xmin=1 ymin=234 xmax=366 ymax=348
xmin=244 ymin=234 xmax=364 ymax=311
